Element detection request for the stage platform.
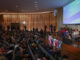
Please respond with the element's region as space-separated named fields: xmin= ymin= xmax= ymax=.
xmin=62 ymin=44 xmax=80 ymax=60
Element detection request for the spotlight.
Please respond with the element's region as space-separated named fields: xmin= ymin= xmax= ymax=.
xmin=22 ymin=21 xmax=26 ymax=25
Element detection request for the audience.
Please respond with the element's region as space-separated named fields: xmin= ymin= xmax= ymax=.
xmin=1 ymin=25 xmax=77 ymax=60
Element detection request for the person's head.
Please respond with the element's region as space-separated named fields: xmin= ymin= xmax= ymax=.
xmin=63 ymin=55 xmax=69 ymax=60
xmin=15 ymin=47 xmax=20 ymax=52
xmin=63 ymin=58 xmax=68 ymax=60
xmin=76 ymin=29 xmax=78 ymax=31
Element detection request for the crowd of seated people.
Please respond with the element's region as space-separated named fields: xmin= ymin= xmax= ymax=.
xmin=0 ymin=25 xmax=71 ymax=60
xmin=0 ymin=29 xmax=33 ymax=60
xmin=34 ymin=33 xmax=63 ymax=60
xmin=28 ymin=40 xmax=48 ymax=60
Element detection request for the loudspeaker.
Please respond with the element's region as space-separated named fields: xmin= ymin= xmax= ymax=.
xmin=53 ymin=9 xmax=57 ymax=16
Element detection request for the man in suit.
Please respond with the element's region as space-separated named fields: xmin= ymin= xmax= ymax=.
xmin=44 ymin=25 xmax=47 ymax=32
xmin=50 ymin=24 xmax=53 ymax=33
xmin=54 ymin=25 xmax=56 ymax=32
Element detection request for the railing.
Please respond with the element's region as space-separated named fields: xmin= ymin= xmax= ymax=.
xmin=28 ymin=44 xmax=36 ymax=60
xmin=36 ymin=42 xmax=55 ymax=60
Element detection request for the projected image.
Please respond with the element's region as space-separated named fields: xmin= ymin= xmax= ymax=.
xmin=63 ymin=0 xmax=80 ymax=24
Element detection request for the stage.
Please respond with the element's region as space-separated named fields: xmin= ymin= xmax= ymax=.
xmin=62 ymin=43 xmax=80 ymax=60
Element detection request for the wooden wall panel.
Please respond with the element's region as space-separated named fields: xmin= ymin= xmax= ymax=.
xmin=1 ymin=12 xmax=58 ymax=32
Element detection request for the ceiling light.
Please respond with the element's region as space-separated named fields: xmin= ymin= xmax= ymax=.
xmin=16 ymin=5 xmax=19 ymax=8
xmin=5 ymin=10 xmax=8 ymax=12
xmin=34 ymin=5 xmax=38 ymax=8
xmin=36 ymin=8 xmax=39 ymax=10
xmin=34 ymin=3 xmax=38 ymax=5
xmin=34 ymin=1 xmax=38 ymax=3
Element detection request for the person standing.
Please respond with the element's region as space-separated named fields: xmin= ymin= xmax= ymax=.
xmin=50 ymin=24 xmax=53 ymax=34
xmin=44 ymin=25 xmax=47 ymax=32
xmin=54 ymin=25 xmax=56 ymax=32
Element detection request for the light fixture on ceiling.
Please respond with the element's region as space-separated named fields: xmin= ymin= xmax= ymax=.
xmin=5 ymin=10 xmax=8 ymax=12
xmin=34 ymin=1 xmax=38 ymax=4
xmin=34 ymin=5 xmax=38 ymax=8
xmin=34 ymin=0 xmax=39 ymax=10
xmin=34 ymin=3 xmax=38 ymax=6
xmin=16 ymin=5 xmax=19 ymax=8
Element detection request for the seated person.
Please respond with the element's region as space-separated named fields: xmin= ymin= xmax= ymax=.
xmin=62 ymin=55 xmax=69 ymax=60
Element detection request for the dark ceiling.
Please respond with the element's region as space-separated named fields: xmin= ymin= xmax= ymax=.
xmin=0 ymin=0 xmax=74 ymax=12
